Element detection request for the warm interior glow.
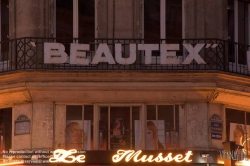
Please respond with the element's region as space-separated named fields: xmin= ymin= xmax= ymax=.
xmin=235 ymin=159 xmax=250 ymax=166
xmin=217 ymin=160 xmax=224 ymax=164
xmin=49 ymin=149 xmax=85 ymax=163
xmin=0 ymin=161 xmax=24 ymax=165
xmin=112 ymin=150 xmax=193 ymax=163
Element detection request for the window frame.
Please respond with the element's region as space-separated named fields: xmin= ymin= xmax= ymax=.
xmin=230 ymin=0 xmax=250 ymax=66
xmin=142 ymin=0 xmax=185 ymax=40
xmin=54 ymin=0 xmax=96 ymax=39
xmin=225 ymin=107 xmax=250 ymax=155
xmin=95 ymin=103 xmax=144 ymax=150
xmin=0 ymin=0 xmax=9 ymax=70
xmin=65 ymin=105 xmax=94 ymax=150
xmin=146 ymin=104 xmax=179 ymax=150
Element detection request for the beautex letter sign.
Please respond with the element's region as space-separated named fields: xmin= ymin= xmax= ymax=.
xmin=44 ymin=43 xmax=216 ymax=65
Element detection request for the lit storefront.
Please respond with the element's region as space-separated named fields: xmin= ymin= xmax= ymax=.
xmin=1 ymin=0 xmax=250 ymax=166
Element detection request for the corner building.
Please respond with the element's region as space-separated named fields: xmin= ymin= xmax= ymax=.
xmin=0 ymin=0 xmax=250 ymax=166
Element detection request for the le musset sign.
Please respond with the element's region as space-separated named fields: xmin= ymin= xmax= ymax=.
xmin=44 ymin=42 xmax=218 ymax=65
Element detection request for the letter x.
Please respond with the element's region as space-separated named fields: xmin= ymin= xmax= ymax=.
xmin=182 ymin=44 xmax=206 ymax=64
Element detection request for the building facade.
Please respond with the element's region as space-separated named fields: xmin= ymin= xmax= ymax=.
xmin=0 ymin=0 xmax=250 ymax=166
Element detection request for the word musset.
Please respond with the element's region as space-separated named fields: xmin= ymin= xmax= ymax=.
xmin=44 ymin=43 xmax=213 ymax=65
xmin=112 ymin=150 xmax=193 ymax=163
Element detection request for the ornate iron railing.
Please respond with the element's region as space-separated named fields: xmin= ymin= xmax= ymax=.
xmin=0 ymin=37 xmax=250 ymax=75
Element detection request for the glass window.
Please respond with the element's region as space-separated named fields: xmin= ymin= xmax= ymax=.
xmin=0 ymin=108 xmax=12 ymax=151
xmin=0 ymin=0 xmax=9 ymax=61
xmin=66 ymin=105 xmax=94 ymax=150
xmin=165 ymin=0 xmax=182 ymax=39
xmin=144 ymin=0 xmax=160 ymax=42
xmin=78 ymin=0 xmax=95 ymax=40
xmin=144 ymin=0 xmax=182 ymax=41
xmin=56 ymin=0 xmax=95 ymax=39
xmin=228 ymin=0 xmax=249 ymax=64
xmin=146 ymin=105 xmax=179 ymax=150
xmin=226 ymin=108 xmax=250 ymax=155
xmin=56 ymin=0 xmax=73 ymax=38
xmin=99 ymin=106 xmax=140 ymax=150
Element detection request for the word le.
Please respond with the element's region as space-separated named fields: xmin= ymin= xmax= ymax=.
xmin=112 ymin=150 xmax=193 ymax=163
xmin=49 ymin=149 xmax=85 ymax=163
xmin=219 ymin=148 xmax=247 ymax=161
xmin=44 ymin=43 xmax=215 ymax=65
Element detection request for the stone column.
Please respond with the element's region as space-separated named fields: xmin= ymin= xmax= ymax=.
xmin=184 ymin=103 xmax=209 ymax=149
xmin=32 ymin=103 xmax=54 ymax=149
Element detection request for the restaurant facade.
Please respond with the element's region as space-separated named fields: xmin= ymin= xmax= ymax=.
xmin=0 ymin=0 xmax=250 ymax=166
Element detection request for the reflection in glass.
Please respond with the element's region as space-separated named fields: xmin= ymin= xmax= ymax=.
xmin=66 ymin=105 xmax=93 ymax=150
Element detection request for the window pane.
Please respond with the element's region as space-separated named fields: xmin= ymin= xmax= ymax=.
xmin=247 ymin=112 xmax=250 ymax=125
xmin=84 ymin=105 xmax=93 ymax=120
xmin=66 ymin=105 xmax=82 ymax=120
xmin=147 ymin=105 xmax=156 ymax=120
xmin=56 ymin=0 xmax=73 ymax=38
xmin=247 ymin=112 xmax=250 ymax=154
xmin=226 ymin=108 xmax=245 ymax=145
xmin=238 ymin=1 xmax=248 ymax=45
xmin=1 ymin=0 xmax=9 ymax=61
xmin=0 ymin=108 xmax=12 ymax=151
xmin=165 ymin=0 xmax=182 ymax=39
xmin=84 ymin=105 xmax=94 ymax=150
xmin=1 ymin=0 xmax=8 ymax=41
xmin=238 ymin=1 xmax=248 ymax=64
xmin=146 ymin=105 xmax=179 ymax=150
xmin=66 ymin=105 xmax=82 ymax=150
xmin=110 ymin=107 xmax=130 ymax=150
xmin=158 ymin=105 xmax=179 ymax=150
xmin=144 ymin=0 xmax=160 ymax=42
xmin=78 ymin=0 xmax=95 ymax=40
xmin=99 ymin=107 xmax=108 ymax=150
xmin=132 ymin=107 xmax=140 ymax=149
xmin=66 ymin=105 xmax=94 ymax=150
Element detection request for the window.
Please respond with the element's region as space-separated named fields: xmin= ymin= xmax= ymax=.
xmin=228 ymin=0 xmax=250 ymax=65
xmin=99 ymin=106 xmax=140 ymax=150
xmin=56 ymin=0 xmax=95 ymax=39
xmin=143 ymin=0 xmax=182 ymax=61
xmin=0 ymin=108 xmax=12 ymax=152
xmin=98 ymin=105 xmax=179 ymax=150
xmin=146 ymin=105 xmax=179 ymax=150
xmin=144 ymin=0 xmax=182 ymax=41
xmin=226 ymin=108 xmax=250 ymax=155
xmin=0 ymin=0 xmax=9 ymax=62
xmin=66 ymin=105 xmax=94 ymax=150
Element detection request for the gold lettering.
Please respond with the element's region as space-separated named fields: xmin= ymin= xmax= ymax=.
xmin=173 ymin=154 xmax=184 ymax=162
xmin=164 ymin=153 xmax=174 ymax=162
xmin=184 ymin=151 xmax=193 ymax=162
xmin=112 ymin=150 xmax=134 ymax=162
xmin=145 ymin=155 xmax=154 ymax=162
xmin=49 ymin=149 xmax=85 ymax=163
xmin=112 ymin=150 xmax=193 ymax=163
xmin=131 ymin=150 xmax=143 ymax=162
xmin=154 ymin=153 xmax=164 ymax=162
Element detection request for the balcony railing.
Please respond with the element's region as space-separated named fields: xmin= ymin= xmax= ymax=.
xmin=0 ymin=37 xmax=250 ymax=76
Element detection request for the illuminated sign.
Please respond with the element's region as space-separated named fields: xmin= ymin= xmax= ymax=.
xmin=112 ymin=150 xmax=193 ymax=163
xmin=1 ymin=149 xmax=221 ymax=164
xmin=44 ymin=43 xmax=215 ymax=65
xmin=49 ymin=149 xmax=85 ymax=163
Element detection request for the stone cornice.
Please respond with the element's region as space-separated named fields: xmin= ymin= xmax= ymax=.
xmin=0 ymin=71 xmax=250 ymax=109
